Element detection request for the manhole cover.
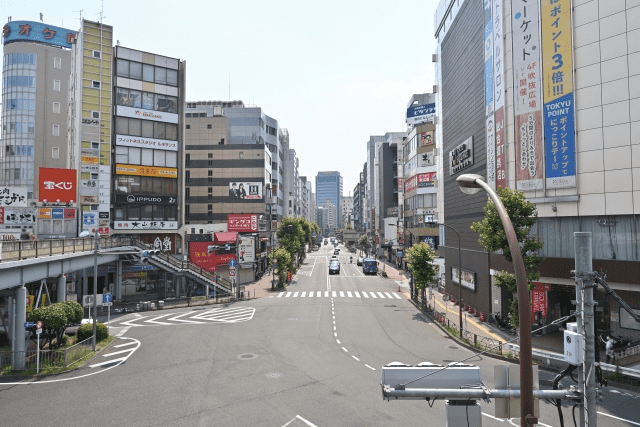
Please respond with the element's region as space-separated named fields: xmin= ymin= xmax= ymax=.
xmin=237 ymin=353 xmax=258 ymax=360
xmin=448 ymin=346 xmax=459 ymax=349
xmin=266 ymin=372 xmax=281 ymax=379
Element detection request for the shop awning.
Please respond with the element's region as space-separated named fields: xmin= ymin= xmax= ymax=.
xmin=407 ymin=227 xmax=439 ymax=237
xmin=214 ymin=232 xmax=237 ymax=244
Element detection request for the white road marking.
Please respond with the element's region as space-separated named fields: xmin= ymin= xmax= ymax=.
xmin=347 ymin=291 xmax=353 ymax=298
xmin=393 ymin=293 xmax=402 ymax=299
xmin=89 ymin=356 xmax=128 ymax=367
xmin=334 ymin=326 xmax=336 ymax=330
xmin=339 ymin=291 xmax=345 ymax=297
xmin=384 ymin=292 xmax=393 ymax=299
xmin=102 ymin=348 xmax=135 ymax=357
xmin=119 ymin=317 xmax=147 ymax=326
xmin=352 ymin=356 xmax=360 ymax=361
xmin=370 ymin=292 xmax=377 ymax=298
xmin=336 ymin=339 xmax=341 ymax=344
xmin=318 ymin=291 xmax=322 ymax=297
xmin=277 ymin=292 xmax=284 ymax=298
xmin=365 ymin=364 xmax=376 ymax=370
xmin=168 ymin=312 xmax=205 ymax=324
xmin=308 ymin=292 xmax=314 ymax=298
xmin=114 ymin=341 xmax=136 ymax=348
xmin=301 ymin=292 xmax=306 ymax=297
xmin=481 ymin=413 xmax=504 ymax=422
xmin=342 ymin=347 xmax=348 ymax=352
xmin=597 ymin=411 xmax=640 ymax=426
xmin=285 ymin=292 xmax=292 ymax=298
xmin=377 ymin=292 xmax=386 ymax=298
xmin=334 ymin=332 xmax=337 ymax=337
xmin=354 ymin=291 xmax=361 ymax=298
xmin=116 ymin=326 xmax=130 ymax=337
xmin=144 ymin=314 xmax=173 ymax=325
xmin=332 ymin=291 xmax=337 ymax=297
xmin=362 ymin=292 xmax=369 ymax=298
xmin=293 ymin=292 xmax=299 ymax=297
xmin=295 ymin=415 xmax=319 ymax=427
xmin=324 ymin=291 xmax=328 ymax=297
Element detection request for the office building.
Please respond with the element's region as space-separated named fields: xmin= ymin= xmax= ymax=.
xmin=315 ymin=171 xmax=342 ymax=226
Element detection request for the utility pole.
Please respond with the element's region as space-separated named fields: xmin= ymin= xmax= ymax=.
xmin=574 ymin=232 xmax=597 ymax=427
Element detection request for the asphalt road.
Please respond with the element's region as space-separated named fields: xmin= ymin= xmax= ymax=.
xmin=1 ymin=244 xmax=639 ymax=427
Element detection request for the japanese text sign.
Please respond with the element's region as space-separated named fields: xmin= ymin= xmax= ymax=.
xmin=227 ymin=214 xmax=258 ymax=232
xmin=3 ymin=21 xmax=76 ymax=48
xmin=0 ymin=186 xmax=27 ymax=207
xmin=39 ymin=168 xmax=77 ymax=203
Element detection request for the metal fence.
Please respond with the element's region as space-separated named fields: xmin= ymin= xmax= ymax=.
xmin=0 ymin=336 xmax=94 ymax=371
xmin=0 ymin=236 xmax=135 ymax=263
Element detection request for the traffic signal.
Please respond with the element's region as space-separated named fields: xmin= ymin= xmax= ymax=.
xmin=139 ymin=249 xmax=160 ymax=263
xmin=207 ymin=245 xmax=215 ymax=255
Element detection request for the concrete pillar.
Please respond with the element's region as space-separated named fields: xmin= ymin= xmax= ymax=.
xmin=13 ymin=287 xmax=27 ymax=370
xmin=7 ymin=297 xmax=14 ymax=345
xmin=57 ymin=275 xmax=66 ymax=302
xmin=176 ymin=276 xmax=182 ymax=298
xmin=116 ymin=260 xmax=123 ymax=302
xmin=83 ymin=268 xmax=88 ymax=299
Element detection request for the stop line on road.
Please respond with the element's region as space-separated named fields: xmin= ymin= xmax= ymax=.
xmin=112 ymin=307 xmax=256 ymax=327
xmin=272 ymin=290 xmax=402 ymax=300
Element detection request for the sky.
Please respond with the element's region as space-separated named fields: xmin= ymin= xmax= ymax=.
xmin=1 ymin=0 xmax=439 ymax=194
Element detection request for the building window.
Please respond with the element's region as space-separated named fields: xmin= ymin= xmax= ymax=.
xmin=52 ymin=125 xmax=59 ymax=136
xmin=186 ymin=188 xmax=190 ymax=199
xmin=53 ymin=102 xmax=60 ymax=114
xmin=54 ymin=57 xmax=61 ymax=69
xmin=186 ymin=171 xmax=190 ymax=183
xmin=208 ymin=177 xmax=212 ymax=183
xmin=208 ymin=194 xmax=212 ymax=200
xmin=208 ymin=160 xmax=213 ymax=166
xmin=220 ymin=138 xmax=224 ymax=145
xmin=92 ymin=80 xmax=100 ymax=89
xmin=208 ymin=153 xmax=213 ymax=159
xmin=208 ymin=204 xmax=212 ymax=210
xmin=185 ymin=113 xmax=191 ymax=117
xmin=91 ymin=111 xmax=100 ymax=119
xmin=186 ymin=124 xmax=190 ymax=129
xmin=208 ymin=170 xmax=212 ymax=176
xmin=52 ymin=147 xmax=59 ymax=158
xmin=207 ymin=124 xmax=212 ymax=129
xmin=53 ymin=80 xmax=60 ymax=91
xmin=92 ymin=50 xmax=101 ymax=59
xmin=185 ymin=153 xmax=190 ymax=166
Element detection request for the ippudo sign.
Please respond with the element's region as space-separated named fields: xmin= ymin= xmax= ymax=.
xmin=227 ymin=214 xmax=258 ymax=232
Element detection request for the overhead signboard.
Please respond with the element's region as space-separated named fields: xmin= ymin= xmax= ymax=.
xmin=113 ymin=221 xmax=178 ymax=230
xmin=418 ymin=151 xmax=435 ymax=167
xmin=0 ymin=207 xmax=37 ymax=225
xmin=239 ymin=237 xmax=255 ymax=263
xmin=115 ymin=134 xmax=178 ymax=151
xmin=0 ymin=187 xmax=27 ymax=207
xmin=39 ymin=168 xmax=77 ymax=203
xmin=115 ymin=164 xmax=177 ymax=178
xmin=406 ymin=103 xmax=436 ymax=125
xmin=115 ymin=194 xmax=177 ymax=204
xmin=227 ymin=214 xmax=258 ymax=232
xmin=2 ymin=21 xmax=76 ymax=48
xmin=452 ymin=266 xmax=476 ymax=291
xmin=116 ymin=105 xmax=178 ymax=124
xmin=189 ymin=242 xmax=236 ymax=273
xmin=420 ymin=131 xmax=434 ymax=146
xmin=449 ymin=136 xmax=474 ymax=176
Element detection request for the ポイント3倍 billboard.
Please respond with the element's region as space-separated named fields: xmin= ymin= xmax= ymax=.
xmin=39 ymin=168 xmax=77 ymax=203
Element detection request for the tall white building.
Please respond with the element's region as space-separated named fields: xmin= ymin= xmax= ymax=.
xmin=340 ymin=196 xmax=353 ymax=229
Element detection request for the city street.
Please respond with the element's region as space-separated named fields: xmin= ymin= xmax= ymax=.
xmin=1 ymin=244 xmax=638 ymax=427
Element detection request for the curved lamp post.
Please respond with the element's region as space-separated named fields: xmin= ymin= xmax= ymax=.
xmin=456 ymin=173 xmax=535 ymax=426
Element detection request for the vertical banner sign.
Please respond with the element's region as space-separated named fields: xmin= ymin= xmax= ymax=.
xmin=493 ymin=0 xmax=507 ymax=189
xmin=512 ymin=0 xmax=544 ymax=191
xmin=484 ymin=0 xmax=496 ymax=189
xmin=541 ymin=0 xmax=576 ymax=188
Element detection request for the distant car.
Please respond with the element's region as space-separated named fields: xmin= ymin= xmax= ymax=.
xmin=357 ymin=257 xmax=363 ymax=266
xmin=328 ymin=260 xmax=340 ymax=274
xmin=331 ymin=255 xmax=337 ymax=259
xmin=312 ymin=245 xmax=319 ymax=251
xmin=334 ymin=249 xmax=339 ymax=255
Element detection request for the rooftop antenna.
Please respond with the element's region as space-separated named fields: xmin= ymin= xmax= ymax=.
xmin=73 ymin=10 xmax=83 ymax=23
xmin=40 ymin=13 xmax=43 ymax=22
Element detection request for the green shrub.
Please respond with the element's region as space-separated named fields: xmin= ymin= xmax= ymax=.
xmin=60 ymin=301 xmax=83 ymax=324
xmin=76 ymin=323 xmax=109 ymax=342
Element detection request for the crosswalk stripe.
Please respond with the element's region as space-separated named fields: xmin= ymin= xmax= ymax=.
xmin=384 ymin=292 xmax=393 ymax=299
xmin=354 ymin=291 xmax=361 ymax=298
xmin=318 ymin=291 xmax=322 ymax=297
xmin=393 ymin=293 xmax=402 ymax=299
xmin=301 ymin=292 xmax=306 ymax=297
xmin=347 ymin=291 xmax=353 ymax=298
xmin=377 ymin=292 xmax=386 ymax=298
xmin=277 ymin=292 xmax=284 ymax=298
xmin=293 ymin=292 xmax=299 ymax=297
xmin=339 ymin=291 xmax=345 ymax=297
xmin=332 ymin=291 xmax=337 ymax=297
xmin=285 ymin=292 xmax=292 ymax=297
xmin=362 ymin=292 xmax=369 ymax=298
xmin=324 ymin=291 xmax=328 ymax=297
xmin=308 ymin=292 xmax=314 ymax=297
xmin=370 ymin=292 xmax=377 ymax=298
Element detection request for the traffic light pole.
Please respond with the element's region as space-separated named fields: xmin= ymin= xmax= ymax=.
xmin=92 ymin=229 xmax=99 ymax=351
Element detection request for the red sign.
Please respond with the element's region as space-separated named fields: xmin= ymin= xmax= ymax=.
xmin=189 ymin=242 xmax=236 ymax=273
xmin=39 ymin=168 xmax=77 ymax=202
xmin=64 ymin=208 xmax=76 ymax=219
xmin=287 ymin=271 xmax=291 ymax=282
xmin=531 ymin=282 xmax=547 ymax=321
xmin=227 ymin=214 xmax=258 ymax=232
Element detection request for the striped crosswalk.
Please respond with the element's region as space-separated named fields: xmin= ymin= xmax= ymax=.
xmin=271 ymin=290 xmax=402 ymax=300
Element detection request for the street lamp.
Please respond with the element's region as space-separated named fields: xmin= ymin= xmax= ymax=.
xmin=425 ymin=219 xmax=462 ymax=337
xmin=456 ymin=173 xmax=535 ymax=427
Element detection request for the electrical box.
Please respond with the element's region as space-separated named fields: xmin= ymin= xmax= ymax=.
xmin=445 ymin=400 xmax=482 ymax=427
xmin=564 ymin=330 xmax=583 ymax=365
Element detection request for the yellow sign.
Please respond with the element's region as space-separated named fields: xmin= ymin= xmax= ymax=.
xmin=26 ymin=295 xmax=35 ymax=314
xmin=81 ymin=156 xmax=99 ymax=164
xmin=39 ymin=208 xmax=52 ymax=219
xmin=541 ymin=0 xmax=573 ymax=102
xmin=115 ymin=164 xmax=177 ymax=178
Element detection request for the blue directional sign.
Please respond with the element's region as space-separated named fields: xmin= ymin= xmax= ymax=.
xmin=225 ymin=243 xmax=231 ymax=251
xmin=228 ymin=259 xmax=237 ymax=267
xmin=103 ymin=293 xmax=113 ymax=303
xmin=24 ymin=322 xmax=34 ymax=328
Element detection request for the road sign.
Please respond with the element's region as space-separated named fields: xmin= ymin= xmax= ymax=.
xmin=36 ymin=321 xmax=42 ymax=330
xmin=24 ymin=322 xmax=34 ymax=328
xmin=225 ymin=243 xmax=231 ymax=251
xmin=103 ymin=302 xmax=113 ymax=307
xmin=229 ymin=267 xmax=236 ymax=276
xmin=36 ymin=329 xmax=42 ymax=335
xmin=228 ymin=259 xmax=237 ymax=267
xmin=103 ymin=293 xmax=113 ymax=303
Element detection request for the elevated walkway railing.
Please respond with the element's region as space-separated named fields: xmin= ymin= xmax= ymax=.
xmin=0 ymin=236 xmax=136 ymax=263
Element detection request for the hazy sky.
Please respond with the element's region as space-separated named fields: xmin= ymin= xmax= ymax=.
xmin=2 ymin=0 xmax=439 ymax=193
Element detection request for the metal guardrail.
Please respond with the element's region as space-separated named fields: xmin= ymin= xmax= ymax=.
xmin=0 ymin=336 xmax=94 ymax=371
xmin=0 ymin=236 xmax=136 ymax=263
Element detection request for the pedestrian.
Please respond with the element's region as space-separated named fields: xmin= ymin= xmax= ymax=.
xmin=605 ymin=335 xmax=615 ymax=364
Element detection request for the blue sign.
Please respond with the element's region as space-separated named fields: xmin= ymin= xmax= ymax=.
xmin=3 ymin=21 xmax=76 ymax=48
xmin=52 ymin=208 xmax=64 ymax=219
xmin=228 ymin=259 xmax=237 ymax=267
xmin=103 ymin=293 xmax=113 ymax=303
xmin=225 ymin=243 xmax=231 ymax=251
xmin=544 ymin=93 xmax=576 ymax=188
xmin=406 ymin=103 xmax=436 ymax=125
xmin=24 ymin=322 xmax=34 ymax=328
